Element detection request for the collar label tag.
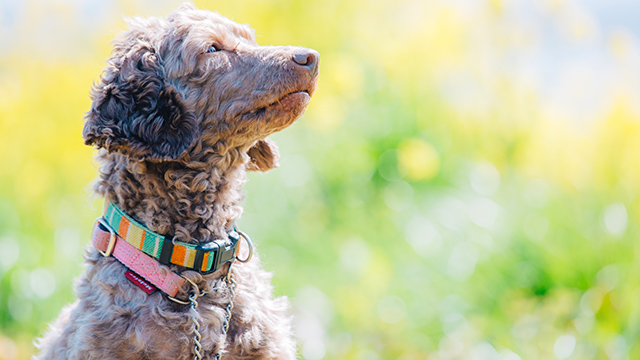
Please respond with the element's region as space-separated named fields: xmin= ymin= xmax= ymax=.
xmin=125 ymin=270 xmax=157 ymax=295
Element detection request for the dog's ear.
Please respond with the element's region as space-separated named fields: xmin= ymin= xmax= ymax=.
xmin=246 ymin=138 xmax=280 ymax=172
xmin=83 ymin=44 xmax=198 ymax=161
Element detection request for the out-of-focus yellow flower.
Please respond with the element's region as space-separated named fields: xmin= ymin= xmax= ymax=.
xmin=306 ymin=93 xmax=344 ymax=131
xmin=16 ymin=161 xmax=52 ymax=202
xmin=489 ymin=0 xmax=503 ymax=14
xmin=398 ymin=138 xmax=439 ymax=181
xmin=324 ymin=54 xmax=364 ymax=99
xmin=543 ymin=0 xmax=566 ymax=12
xmin=609 ymin=30 xmax=633 ymax=59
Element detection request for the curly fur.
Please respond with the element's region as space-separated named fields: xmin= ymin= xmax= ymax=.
xmin=35 ymin=3 xmax=319 ymax=359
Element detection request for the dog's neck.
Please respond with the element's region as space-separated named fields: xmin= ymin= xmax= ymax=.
xmin=93 ymin=146 xmax=248 ymax=244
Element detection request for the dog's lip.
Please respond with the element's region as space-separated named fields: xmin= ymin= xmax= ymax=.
xmin=246 ymin=90 xmax=311 ymax=116
xmin=268 ymin=89 xmax=310 ymax=107
xmin=279 ymin=90 xmax=310 ymax=103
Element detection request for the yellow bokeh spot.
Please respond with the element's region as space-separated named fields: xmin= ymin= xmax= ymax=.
xmin=16 ymin=161 xmax=52 ymax=202
xmin=306 ymin=92 xmax=344 ymax=131
xmin=489 ymin=0 xmax=503 ymax=14
xmin=543 ymin=0 xmax=565 ymax=12
xmin=610 ymin=30 xmax=632 ymax=60
xmin=323 ymin=54 xmax=364 ymax=99
xmin=398 ymin=138 xmax=440 ymax=181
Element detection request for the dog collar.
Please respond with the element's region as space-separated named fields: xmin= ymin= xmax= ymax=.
xmin=100 ymin=201 xmax=241 ymax=274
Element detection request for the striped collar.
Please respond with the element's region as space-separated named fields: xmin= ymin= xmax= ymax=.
xmin=102 ymin=201 xmax=240 ymax=274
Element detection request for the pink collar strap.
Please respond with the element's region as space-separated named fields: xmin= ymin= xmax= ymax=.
xmin=92 ymin=220 xmax=185 ymax=297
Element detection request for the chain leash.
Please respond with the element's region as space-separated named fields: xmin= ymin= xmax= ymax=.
xmin=214 ymin=268 xmax=238 ymax=360
xmin=189 ymin=293 xmax=203 ymax=360
xmin=180 ymin=266 xmax=237 ymax=360
xmin=169 ymin=231 xmax=251 ymax=360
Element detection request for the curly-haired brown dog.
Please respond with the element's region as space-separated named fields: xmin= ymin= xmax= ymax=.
xmin=35 ymin=3 xmax=318 ymax=360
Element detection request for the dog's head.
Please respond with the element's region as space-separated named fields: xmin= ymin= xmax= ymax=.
xmin=83 ymin=3 xmax=318 ymax=171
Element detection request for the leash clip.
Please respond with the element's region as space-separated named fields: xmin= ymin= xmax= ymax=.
xmin=95 ymin=217 xmax=117 ymax=257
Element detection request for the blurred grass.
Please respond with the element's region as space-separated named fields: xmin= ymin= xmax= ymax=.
xmin=2 ymin=0 xmax=640 ymax=359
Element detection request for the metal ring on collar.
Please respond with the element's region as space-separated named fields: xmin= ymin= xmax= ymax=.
xmin=235 ymin=230 xmax=253 ymax=263
xmin=167 ymin=274 xmax=206 ymax=305
xmin=95 ymin=217 xmax=117 ymax=257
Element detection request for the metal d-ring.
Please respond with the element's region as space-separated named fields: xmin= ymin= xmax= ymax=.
xmin=166 ymin=274 xmax=206 ymax=305
xmin=95 ymin=217 xmax=117 ymax=257
xmin=235 ymin=230 xmax=254 ymax=263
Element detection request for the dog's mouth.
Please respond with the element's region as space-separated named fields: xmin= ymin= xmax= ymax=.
xmin=278 ymin=90 xmax=311 ymax=106
xmin=245 ymin=89 xmax=312 ymax=119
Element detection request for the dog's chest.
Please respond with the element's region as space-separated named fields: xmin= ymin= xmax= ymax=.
xmin=74 ymin=261 xmax=232 ymax=359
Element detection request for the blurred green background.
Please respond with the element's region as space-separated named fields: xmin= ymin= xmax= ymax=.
xmin=2 ymin=0 xmax=640 ymax=359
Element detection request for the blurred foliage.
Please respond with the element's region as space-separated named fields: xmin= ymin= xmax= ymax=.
xmin=2 ymin=0 xmax=640 ymax=359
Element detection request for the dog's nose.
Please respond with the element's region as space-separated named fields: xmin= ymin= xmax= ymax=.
xmin=292 ymin=49 xmax=319 ymax=77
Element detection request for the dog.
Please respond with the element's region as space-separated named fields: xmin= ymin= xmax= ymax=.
xmin=35 ymin=3 xmax=318 ymax=359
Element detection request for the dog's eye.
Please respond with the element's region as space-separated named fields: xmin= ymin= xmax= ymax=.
xmin=207 ymin=45 xmax=218 ymax=53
